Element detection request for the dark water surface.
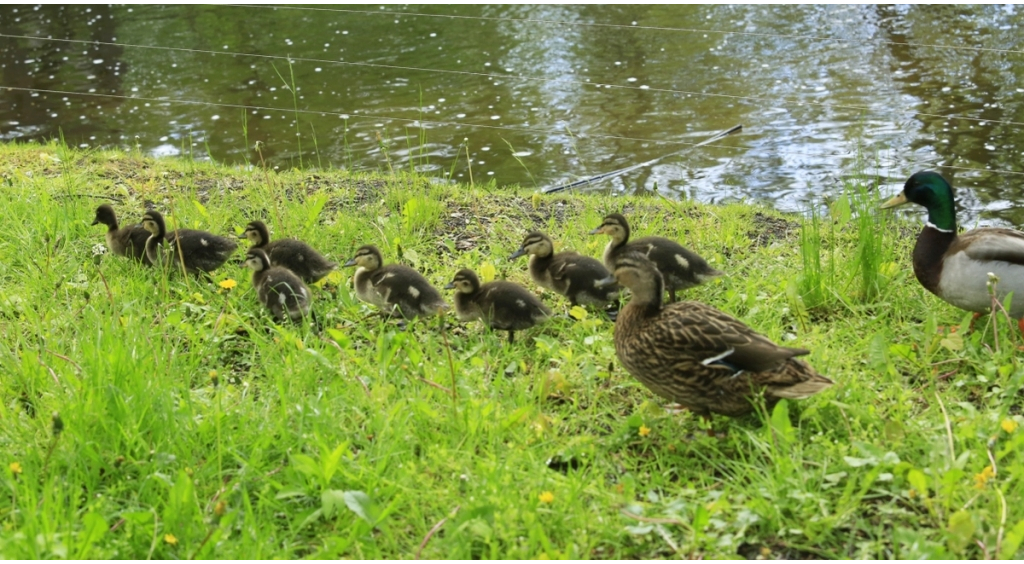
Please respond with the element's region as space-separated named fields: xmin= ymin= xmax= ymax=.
xmin=1 ymin=4 xmax=1022 ymax=224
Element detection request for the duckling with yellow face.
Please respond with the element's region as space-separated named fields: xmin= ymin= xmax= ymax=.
xmin=509 ymin=230 xmax=620 ymax=307
xmin=242 ymin=220 xmax=337 ymax=284
xmin=445 ymin=268 xmax=551 ymax=343
xmin=344 ymin=245 xmax=447 ymax=319
xmin=244 ymin=248 xmax=312 ymax=323
xmin=142 ymin=210 xmax=238 ymax=276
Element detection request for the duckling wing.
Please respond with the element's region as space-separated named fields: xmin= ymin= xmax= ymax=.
xmin=959 ymin=228 xmax=1024 ymax=266
xmin=656 ymin=302 xmax=809 ymax=373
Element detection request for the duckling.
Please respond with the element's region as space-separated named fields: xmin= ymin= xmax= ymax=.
xmin=242 ymin=220 xmax=337 ymax=284
xmin=92 ymin=204 xmax=151 ymax=263
xmin=141 ymin=210 xmax=238 ymax=276
xmin=343 ymin=245 xmax=447 ymax=319
xmin=509 ymin=231 xmax=620 ymax=308
xmin=244 ymin=248 xmax=312 ymax=323
xmin=444 ymin=268 xmax=552 ymax=343
xmin=881 ymin=171 xmax=1024 ymax=333
xmin=600 ymin=254 xmax=832 ymax=420
xmin=590 ymin=213 xmax=723 ymax=302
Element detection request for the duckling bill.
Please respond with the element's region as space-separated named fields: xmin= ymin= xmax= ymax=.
xmin=509 ymin=230 xmax=620 ymax=307
xmin=600 ymin=254 xmax=832 ymax=420
xmin=92 ymin=204 xmax=151 ymax=263
xmin=242 ymin=220 xmax=337 ymax=284
xmin=344 ymin=244 xmax=448 ymax=319
xmin=445 ymin=268 xmax=551 ymax=343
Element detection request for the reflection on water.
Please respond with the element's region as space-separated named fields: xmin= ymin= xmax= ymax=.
xmin=1 ymin=4 xmax=1022 ymax=224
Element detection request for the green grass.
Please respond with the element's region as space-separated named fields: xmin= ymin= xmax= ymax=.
xmin=1 ymin=140 xmax=1023 ymax=559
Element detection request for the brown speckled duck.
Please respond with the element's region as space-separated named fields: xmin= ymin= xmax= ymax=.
xmin=92 ymin=204 xmax=151 ymax=264
xmin=600 ymin=254 xmax=832 ymax=419
xmin=242 ymin=220 xmax=337 ymax=284
xmin=509 ymin=231 xmax=620 ymax=307
xmin=881 ymin=171 xmax=1024 ymax=333
xmin=445 ymin=268 xmax=552 ymax=343
xmin=590 ymin=213 xmax=723 ymax=302
xmin=244 ymin=248 xmax=312 ymax=323
xmin=344 ymin=245 xmax=448 ymax=319
xmin=142 ymin=210 xmax=238 ymax=276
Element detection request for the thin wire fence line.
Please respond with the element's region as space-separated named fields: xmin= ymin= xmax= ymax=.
xmin=4 ymin=84 xmax=1021 ymax=178
xmin=5 ymin=33 xmax=1024 ymax=130
xmin=230 ymin=4 xmax=1024 ymax=57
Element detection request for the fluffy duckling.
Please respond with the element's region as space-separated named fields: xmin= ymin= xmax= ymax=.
xmin=242 ymin=220 xmax=337 ymax=284
xmin=445 ymin=268 xmax=552 ymax=343
xmin=92 ymin=204 xmax=151 ymax=263
xmin=509 ymin=231 xmax=620 ymax=307
xmin=590 ymin=213 xmax=723 ymax=302
xmin=343 ymin=245 xmax=447 ymax=319
xmin=881 ymin=171 xmax=1024 ymax=333
xmin=244 ymin=248 xmax=312 ymax=323
xmin=601 ymin=254 xmax=832 ymax=419
xmin=141 ymin=210 xmax=238 ymax=275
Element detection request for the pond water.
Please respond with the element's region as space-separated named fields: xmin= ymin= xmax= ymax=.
xmin=1 ymin=4 xmax=1022 ymax=225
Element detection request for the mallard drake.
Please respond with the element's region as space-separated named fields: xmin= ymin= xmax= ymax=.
xmin=444 ymin=268 xmax=552 ymax=343
xmin=590 ymin=213 xmax=723 ymax=302
xmin=881 ymin=171 xmax=1024 ymax=332
xmin=242 ymin=220 xmax=337 ymax=284
xmin=141 ymin=210 xmax=238 ymax=275
xmin=343 ymin=245 xmax=447 ymax=319
xmin=244 ymin=248 xmax=312 ymax=323
xmin=599 ymin=254 xmax=832 ymax=419
xmin=508 ymin=231 xmax=620 ymax=307
xmin=92 ymin=204 xmax=151 ymax=263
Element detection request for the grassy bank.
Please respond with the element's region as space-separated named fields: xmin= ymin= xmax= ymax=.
xmin=1 ymin=140 xmax=1022 ymax=559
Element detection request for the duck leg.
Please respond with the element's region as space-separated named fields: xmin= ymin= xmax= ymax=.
xmin=667 ymin=287 xmax=677 ymax=303
xmin=507 ymin=330 xmax=515 ymax=344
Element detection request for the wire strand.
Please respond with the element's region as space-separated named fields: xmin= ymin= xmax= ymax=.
xmin=230 ymin=4 xmax=1024 ymax=57
xmin=4 ymin=33 xmax=1023 ymax=129
xmin=4 ymin=84 xmax=1021 ymax=177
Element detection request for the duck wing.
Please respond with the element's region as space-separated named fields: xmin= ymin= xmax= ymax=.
xmin=959 ymin=228 xmax=1024 ymax=267
xmin=651 ymin=301 xmax=809 ymax=373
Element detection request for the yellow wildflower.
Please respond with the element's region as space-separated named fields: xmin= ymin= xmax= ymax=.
xmin=638 ymin=425 xmax=651 ymax=437
xmin=9 ymin=462 xmax=22 ymax=475
xmin=164 ymin=533 xmax=178 ymax=545
xmin=974 ymin=465 xmax=995 ymax=489
xmin=218 ymin=278 xmax=237 ymax=290
xmin=1001 ymin=418 xmax=1018 ymax=434
xmin=538 ymin=491 xmax=554 ymax=504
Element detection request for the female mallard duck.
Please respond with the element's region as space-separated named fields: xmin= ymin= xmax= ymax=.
xmin=244 ymin=248 xmax=312 ymax=323
xmin=141 ymin=210 xmax=238 ymax=275
xmin=881 ymin=171 xmax=1024 ymax=332
xmin=242 ymin=220 xmax=337 ymax=284
xmin=343 ymin=245 xmax=447 ymax=319
xmin=92 ymin=204 xmax=151 ymax=263
xmin=600 ymin=254 xmax=832 ymax=419
xmin=590 ymin=213 xmax=723 ymax=302
xmin=508 ymin=231 xmax=620 ymax=307
xmin=444 ymin=268 xmax=552 ymax=343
